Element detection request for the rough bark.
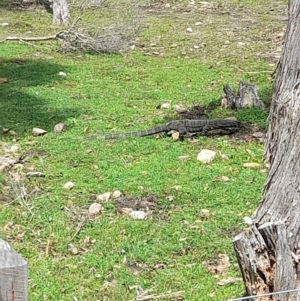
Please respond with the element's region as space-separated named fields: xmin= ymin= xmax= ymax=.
xmin=0 ymin=239 xmax=28 ymax=301
xmin=52 ymin=0 xmax=70 ymax=26
xmin=233 ymin=1 xmax=300 ymax=300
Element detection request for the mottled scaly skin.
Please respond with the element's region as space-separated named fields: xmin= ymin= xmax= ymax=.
xmin=90 ymin=119 xmax=240 ymax=140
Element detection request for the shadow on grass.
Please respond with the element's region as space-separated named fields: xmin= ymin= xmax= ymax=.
xmin=0 ymin=58 xmax=82 ymax=137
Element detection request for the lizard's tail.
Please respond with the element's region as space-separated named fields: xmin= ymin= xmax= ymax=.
xmin=89 ymin=125 xmax=167 ymax=140
xmin=89 ymin=132 xmax=140 ymax=139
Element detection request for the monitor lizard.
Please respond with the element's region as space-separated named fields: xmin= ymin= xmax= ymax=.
xmin=90 ymin=119 xmax=240 ymax=140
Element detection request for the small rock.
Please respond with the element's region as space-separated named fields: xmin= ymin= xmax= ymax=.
xmin=96 ymin=192 xmax=111 ymax=202
xmin=186 ymin=27 xmax=193 ymax=33
xmin=0 ymin=157 xmax=17 ymax=171
xmin=172 ymin=132 xmax=180 ymax=141
xmin=161 ymin=103 xmax=171 ymax=109
xmin=221 ymin=176 xmax=230 ymax=182
xmin=243 ymin=216 xmax=253 ymax=225
xmin=8 ymin=130 xmax=17 ymax=136
xmin=195 ymin=22 xmax=202 ymax=26
xmin=88 ymin=203 xmax=104 ymax=216
xmin=32 ymin=127 xmax=47 ymax=136
xmin=129 ymin=210 xmax=147 ymax=219
xmin=174 ymin=105 xmax=187 ymax=113
xmin=197 ymin=149 xmax=216 ymax=164
xmin=63 ymin=181 xmax=74 ymax=190
xmin=112 ymin=190 xmax=122 ymax=199
xmin=68 ymin=244 xmax=78 ymax=255
xmin=1 ymin=23 xmax=9 ymax=26
xmin=221 ymin=154 xmax=229 ymax=160
xmin=200 ymin=209 xmax=210 ymax=218
xmin=58 ymin=71 xmax=66 ymax=76
xmin=193 ymin=45 xmax=199 ymax=49
xmin=252 ymin=131 xmax=265 ymax=138
xmin=119 ymin=207 xmax=133 ymax=215
xmin=165 ymin=3 xmax=171 ymax=7
xmin=54 ymin=122 xmax=67 ymax=133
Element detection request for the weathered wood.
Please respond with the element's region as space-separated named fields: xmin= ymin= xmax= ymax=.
xmin=222 ymin=82 xmax=265 ymax=109
xmin=233 ymin=1 xmax=300 ymax=300
xmin=233 ymin=222 xmax=294 ymax=300
xmin=52 ymin=0 xmax=70 ymax=25
xmin=0 ymin=239 xmax=28 ymax=301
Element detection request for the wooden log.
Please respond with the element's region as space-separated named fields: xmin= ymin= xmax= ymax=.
xmin=0 ymin=239 xmax=28 ymax=301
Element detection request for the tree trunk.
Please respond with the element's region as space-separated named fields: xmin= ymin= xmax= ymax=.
xmin=0 ymin=239 xmax=28 ymax=301
xmin=233 ymin=1 xmax=300 ymax=300
xmin=52 ymin=0 xmax=70 ymax=26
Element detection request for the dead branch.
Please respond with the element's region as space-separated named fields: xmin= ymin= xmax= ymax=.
xmin=132 ymin=291 xmax=185 ymax=301
xmin=4 ymin=33 xmax=61 ymax=41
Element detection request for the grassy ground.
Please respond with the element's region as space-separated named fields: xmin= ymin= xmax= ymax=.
xmin=0 ymin=0 xmax=286 ymax=300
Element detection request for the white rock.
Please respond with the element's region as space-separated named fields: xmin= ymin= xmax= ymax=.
xmin=68 ymin=244 xmax=78 ymax=255
xmin=161 ymin=103 xmax=171 ymax=109
xmin=186 ymin=27 xmax=193 ymax=33
xmin=1 ymin=23 xmax=9 ymax=26
xmin=129 ymin=210 xmax=147 ymax=219
xmin=63 ymin=181 xmax=74 ymax=190
xmin=174 ymin=105 xmax=187 ymax=113
xmin=221 ymin=154 xmax=229 ymax=160
xmin=195 ymin=22 xmax=202 ymax=26
xmin=58 ymin=71 xmax=67 ymax=76
xmin=197 ymin=149 xmax=216 ymax=164
xmin=96 ymin=192 xmax=111 ymax=202
xmin=200 ymin=209 xmax=210 ymax=218
xmin=88 ymin=203 xmax=104 ymax=216
xmin=32 ymin=127 xmax=47 ymax=136
xmin=252 ymin=131 xmax=265 ymax=138
xmin=221 ymin=176 xmax=230 ymax=182
xmin=54 ymin=122 xmax=67 ymax=133
xmin=112 ymin=190 xmax=122 ymax=199
xmin=243 ymin=216 xmax=253 ymax=225
xmin=172 ymin=132 xmax=180 ymax=141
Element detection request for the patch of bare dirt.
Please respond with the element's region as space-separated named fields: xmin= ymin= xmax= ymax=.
xmin=115 ymin=192 xmax=158 ymax=213
xmin=138 ymin=0 xmax=287 ymax=63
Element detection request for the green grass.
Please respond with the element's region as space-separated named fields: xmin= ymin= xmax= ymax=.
xmin=0 ymin=0 xmax=285 ymax=300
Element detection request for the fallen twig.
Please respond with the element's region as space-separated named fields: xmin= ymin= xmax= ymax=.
xmin=132 ymin=290 xmax=184 ymax=301
xmin=4 ymin=33 xmax=61 ymax=41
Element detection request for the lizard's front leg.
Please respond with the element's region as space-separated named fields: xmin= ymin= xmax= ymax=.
xmin=202 ymin=122 xmax=214 ymax=136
